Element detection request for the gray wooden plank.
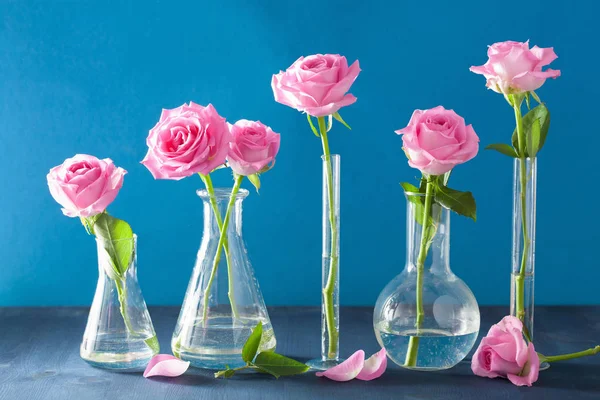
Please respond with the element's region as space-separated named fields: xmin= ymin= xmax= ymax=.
xmin=0 ymin=306 xmax=598 ymax=399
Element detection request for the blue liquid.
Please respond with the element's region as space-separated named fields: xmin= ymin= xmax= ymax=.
xmin=375 ymin=327 xmax=478 ymax=370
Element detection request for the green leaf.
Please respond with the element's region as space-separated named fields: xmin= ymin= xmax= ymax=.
xmin=247 ymin=174 xmax=261 ymax=193
xmin=530 ymin=90 xmax=542 ymax=104
xmin=512 ymin=104 xmax=550 ymax=157
xmin=527 ymin=118 xmax=541 ymax=158
xmin=434 ymin=184 xmax=477 ymax=221
xmin=485 ymin=143 xmax=519 ymax=158
xmin=242 ymin=322 xmax=263 ymax=363
xmin=81 ymin=214 xmax=102 ymax=235
xmin=327 ymin=115 xmax=333 ymax=132
xmin=81 ymin=217 xmax=92 ymax=235
xmin=144 ymin=335 xmax=160 ymax=354
xmin=214 ymin=367 xmax=236 ymax=379
xmin=223 ymin=369 xmax=236 ymax=378
xmin=442 ymin=171 xmax=452 ymax=186
xmin=400 ymin=182 xmax=420 ymax=195
xmin=525 ymin=92 xmax=531 ymax=110
xmin=511 ymin=131 xmax=520 ymax=155
xmin=93 ymin=213 xmax=134 ymax=277
xmin=332 ymin=112 xmax=352 ymax=130
xmin=400 ymin=182 xmax=433 ymax=227
xmin=534 ymin=106 xmax=550 ymax=153
xmin=254 ymin=365 xmax=280 ymax=379
xmin=253 ymin=352 xmax=309 ymax=376
xmin=306 ymin=114 xmax=320 ymax=137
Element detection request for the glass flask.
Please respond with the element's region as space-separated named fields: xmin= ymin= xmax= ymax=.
xmin=373 ymin=195 xmax=480 ymax=371
xmin=172 ymin=188 xmax=276 ymax=369
xmin=80 ymin=235 xmax=159 ymax=371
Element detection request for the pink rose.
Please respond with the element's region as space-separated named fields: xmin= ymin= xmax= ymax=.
xmin=472 ymin=316 xmax=540 ymax=387
xmin=47 ymin=154 xmax=126 ymax=218
xmin=141 ymin=102 xmax=231 ymax=179
xmin=395 ymin=106 xmax=479 ymax=176
xmin=271 ymin=54 xmax=361 ymax=117
xmin=470 ymin=40 xmax=560 ymax=94
xmin=227 ymin=120 xmax=280 ymax=176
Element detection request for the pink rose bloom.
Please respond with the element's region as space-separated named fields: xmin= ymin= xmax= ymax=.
xmin=472 ymin=316 xmax=540 ymax=387
xmin=141 ymin=102 xmax=231 ymax=179
xmin=470 ymin=40 xmax=560 ymax=94
xmin=271 ymin=54 xmax=360 ymax=117
xmin=227 ymin=120 xmax=280 ymax=176
xmin=47 ymin=154 xmax=126 ymax=218
xmin=395 ymin=106 xmax=479 ymax=176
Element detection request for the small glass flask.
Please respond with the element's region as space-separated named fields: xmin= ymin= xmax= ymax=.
xmin=80 ymin=235 xmax=159 ymax=371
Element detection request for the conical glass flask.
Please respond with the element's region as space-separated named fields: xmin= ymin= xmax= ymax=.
xmin=80 ymin=235 xmax=159 ymax=371
xmin=373 ymin=195 xmax=480 ymax=371
xmin=172 ymin=188 xmax=276 ymax=369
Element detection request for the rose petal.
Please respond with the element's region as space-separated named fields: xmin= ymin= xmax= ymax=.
xmin=507 ymin=343 xmax=540 ymax=387
xmin=356 ymin=348 xmax=387 ymax=381
xmin=143 ymin=354 xmax=190 ymax=378
xmin=315 ymin=350 xmax=365 ymax=381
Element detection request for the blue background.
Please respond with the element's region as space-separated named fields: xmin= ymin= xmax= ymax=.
xmin=1 ymin=0 xmax=598 ymax=306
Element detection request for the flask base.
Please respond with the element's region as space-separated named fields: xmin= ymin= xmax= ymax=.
xmin=306 ymin=357 xmax=345 ymax=371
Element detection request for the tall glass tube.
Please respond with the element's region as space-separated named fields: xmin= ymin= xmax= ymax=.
xmin=307 ymin=154 xmax=341 ymax=370
xmin=510 ymin=157 xmax=537 ymax=339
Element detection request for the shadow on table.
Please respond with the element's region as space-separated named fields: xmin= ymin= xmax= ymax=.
xmin=536 ymin=363 xmax=600 ymax=392
xmin=144 ymin=369 xmax=220 ymax=387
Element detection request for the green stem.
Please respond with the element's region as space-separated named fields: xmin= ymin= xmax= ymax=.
xmin=114 ymin=277 xmax=160 ymax=353
xmin=84 ymin=215 xmax=159 ymax=354
xmin=512 ymin=97 xmax=531 ymax=331
xmin=214 ymin=364 xmax=252 ymax=378
xmin=318 ymin=116 xmax=339 ymax=359
xmin=541 ymin=346 xmax=600 ymax=363
xmin=202 ymin=175 xmax=243 ymax=322
xmin=114 ymin=277 xmax=136 ymax=334
xmin=199 ymin=174 xmax=238 ymax=319
xmin=404 ymin=175 xmax=435 ymax=367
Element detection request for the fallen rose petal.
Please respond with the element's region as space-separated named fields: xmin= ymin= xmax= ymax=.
xmin=143 ymin=354 xmax=190 ymax=378
xmin=315 ymin=350 xmax=365 ymax=381
xmin=356 ymin=348 xmax=387 ymax=381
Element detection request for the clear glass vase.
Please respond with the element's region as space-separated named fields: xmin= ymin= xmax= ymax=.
xmin=80 ymin=235 xmax=159 ymax=371
xmin=373 ymin=195 xmax=480 ymax=371
xmin=172 ymin=188 xmax=276 ymax=369
xmin=510 ymin=158 xmax=537 ymax=339
xmin=307 ymin=154 xmax=341 ymax=371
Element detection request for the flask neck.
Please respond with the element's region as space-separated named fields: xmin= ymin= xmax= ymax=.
xmin=199 ymin=188 xmax=248 ymax=237
xmin=95 ymin=235 xmax=138 ymax=279
xmin=405 ymin=200 xmax=451 ymax=274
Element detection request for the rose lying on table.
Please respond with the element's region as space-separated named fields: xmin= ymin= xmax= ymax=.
xmin=472 ymin=316 xmax=600 ymax=387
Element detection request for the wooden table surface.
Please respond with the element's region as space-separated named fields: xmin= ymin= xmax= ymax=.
xmin=0 ymin=306 xmax=598 ymax=399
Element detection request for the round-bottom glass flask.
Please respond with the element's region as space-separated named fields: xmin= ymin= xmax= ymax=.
xmin=373 ymin=195 xmax=480 ymax=371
